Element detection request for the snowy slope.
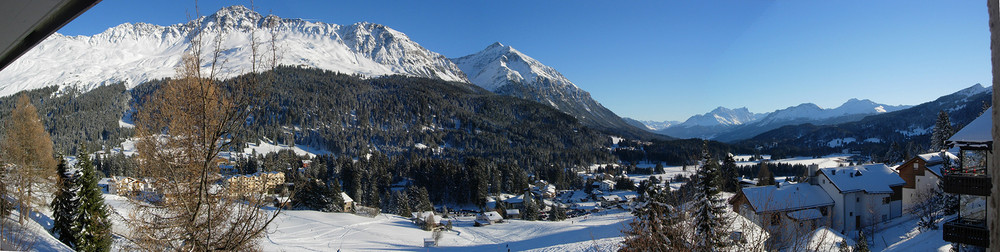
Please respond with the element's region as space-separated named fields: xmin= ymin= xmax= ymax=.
xmin=450 ymin=42 xmax=640 ymax=133
xmin=0 ymin=5 xmax=467 ymax=97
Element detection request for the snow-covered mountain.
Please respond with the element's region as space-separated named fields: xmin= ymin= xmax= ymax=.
xmin=0 ymin=5 xmax=467 ymax=97
xmin=656 ymin=99 xmax=910 ymax=141
xmin=622 ymin=118 xmax=678 ymax=131
xmin=450 ymin=42 xmax=643 ymax=134
xmin=755 ymin=99 xmax=909 ymax=125
xmin=679 ymin=107 xmax=765 ymax=127
xmin=743 ymin=84 xmax=993 ymax=152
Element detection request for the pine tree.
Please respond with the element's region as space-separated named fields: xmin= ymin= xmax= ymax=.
xmin=397 ymin=191 xmax=412 ymax=217
xmin=692 ymin=142 xmax=728 ymax=250
xmin=885 ymin=142 xmax=903 ymax=164
xmin=756 ymin=161 xmax=775 ymax=186
xmin=329 ymin=178 xmax=345 ymax=212
xmin=621 ymin=184 xmax=686 ymax=251
xmin=548 ymin=205 xmax=565 ymax=221
xmin=51 ymin=157 xmax=82 ymax=249
xmin=76 ymin=149 xmax=113 ymax=252
xmin=930 ymin=110 xmax=953 ymax=152
xmin=495 ymin=200 xmax=507 ymax=219
xmin=522 ymin=193 xmax=539 ymax=221
xmin=856 ymin=230 xmax=870 ymax=252
xmin=720 ymin=154 xmax=739 ymax=192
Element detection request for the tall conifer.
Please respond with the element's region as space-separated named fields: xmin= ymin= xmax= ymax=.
xmin=51 ymin=157 xmax=82 ymax=249
xmin=76 ymin=149 xmax=112 ymax=252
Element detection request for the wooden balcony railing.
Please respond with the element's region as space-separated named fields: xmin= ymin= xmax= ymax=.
xmin=942 ymin=174 xmax=992 ymax=196
xmin=943 ymin=217 xmax=990 ymax=248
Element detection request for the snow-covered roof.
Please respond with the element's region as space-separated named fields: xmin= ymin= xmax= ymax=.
xmin=572 ymin=202 xmax=600 ymax=210
xmin=479 ymin=211 xmax=503 ymax=221
xmin=819 ymin=164 xmax=905 ymax=194
xmin=740 ymin=183 xmax=833 ymax=213
xmin=926 ymin=164 xmax=945 ymax=178
xmin=543 ymin=184 xmax=556 ymax=193
xmin=505 ymin=209 xmax=520 ymax=216
xmin=917 ymin=152 xmax=958 ymax=165
xmin=948 ymin=107 xmax=992 ymax=146
xmin=504 ymin=194 xmax=524 ymax=204
xmin=600 ymin=195 xmax=622 ymax=202
xmin=786 ymin=209 xmax=823 ymax=221
xmin=412 ymin=211 xmax=435 ymax=220
xmin=341 ymin=192 xmax=354 ymax=203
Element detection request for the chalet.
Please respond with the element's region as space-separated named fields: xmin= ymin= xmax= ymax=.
xmin=729 ymin=183 xmax=834 ymax=246
xmin=531 ymin=180 xmax=557 ymax=198
xmin=475 ymin=211 xmax=504 ymax=226
xmin=941 ymin=107 xmax=992 ymax=249
xmin=340 ymin=192 xmax=354 ymax=212
xmin=505 ymin=209 xmax=521 ymax=219
xmin=504 ymin=193 xmax=528 ymax=209
xmin=600 ymin=195 xmax=623 ymax=206
xmin=412 ymin=211 xmax=441 ymax=227
xmin=895 ymin=151 xmax=958 ymax=209
xmin=813 ymin=164 xmax=904 ymax=234
xmin=594 ymin=180 xmax=615 ymax=192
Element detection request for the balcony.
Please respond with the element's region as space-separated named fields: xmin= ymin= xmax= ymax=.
xmin=943 ymin=217 xmax=990 ymax=248
xmin=942 ymin=174 xmax=992 ymax=196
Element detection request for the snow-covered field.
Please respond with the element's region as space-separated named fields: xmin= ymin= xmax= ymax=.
xmin=261 ymin=209 xmax=629 ymax=251
xmin=4 ymin=181 xmax=954 ymax=252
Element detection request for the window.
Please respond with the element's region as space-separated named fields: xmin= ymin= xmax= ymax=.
xmin=770 ymin=213 xmax=781 ymax=226
xmin=913 ymin=163 xmax=918 ymax=171
xmin=883 ymin=197 xmax=890 ymax=204
xmin=820 ymin=207 xmax=828 ymax=216
xmin=856 ymin=197 xmax=859 ymax=202
xmin=849 ymin=212 xmax=853 ymax=216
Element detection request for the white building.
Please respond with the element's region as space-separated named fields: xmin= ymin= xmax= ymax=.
xmin=813 ymin=164 xmax=905 ymax=234
xmin=476 ymin=211 xmax=503 ymax=225
xmin=730 ymin=183 xmax=834 ymax=246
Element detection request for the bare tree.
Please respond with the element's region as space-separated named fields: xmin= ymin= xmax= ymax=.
xmin=1 ymin=94 xmax=57 ymax=225
xmin=906 ymin=186 xmax=943 ymax=231
xmin=126 ymin=4 xmax=281 ymax=251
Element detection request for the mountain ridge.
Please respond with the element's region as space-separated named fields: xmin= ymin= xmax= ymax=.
xmin=651 ymin=98 xmax=911 ymax=140
xmin=450 ymin=42 xmax=660 ymax=139
xmin=0 ymin=5 xmax=468 ymax=97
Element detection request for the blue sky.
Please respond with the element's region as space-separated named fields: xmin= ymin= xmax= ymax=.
xmin=59 ymin=0 xmax=991 ymax=122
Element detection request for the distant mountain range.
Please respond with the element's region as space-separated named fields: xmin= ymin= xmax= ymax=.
xmin=0 ymin=5 xmax=658 ymax=139
xmin=622 ymin=118 xmax=678 ymax=131
xmin=738 ymin=84 xmax=992 ymax=158
xmin=635 ymin=98 xmax=911 ymax=141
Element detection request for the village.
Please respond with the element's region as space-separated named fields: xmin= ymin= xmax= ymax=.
xmin=85 ymin=107 xmax=993 ymax=250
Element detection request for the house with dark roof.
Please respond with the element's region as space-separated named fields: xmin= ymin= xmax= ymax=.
xmin=812 ymin=164 xmax=905 ymax=234
xmin=895 ymin=151 xmax=958 ymax=210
